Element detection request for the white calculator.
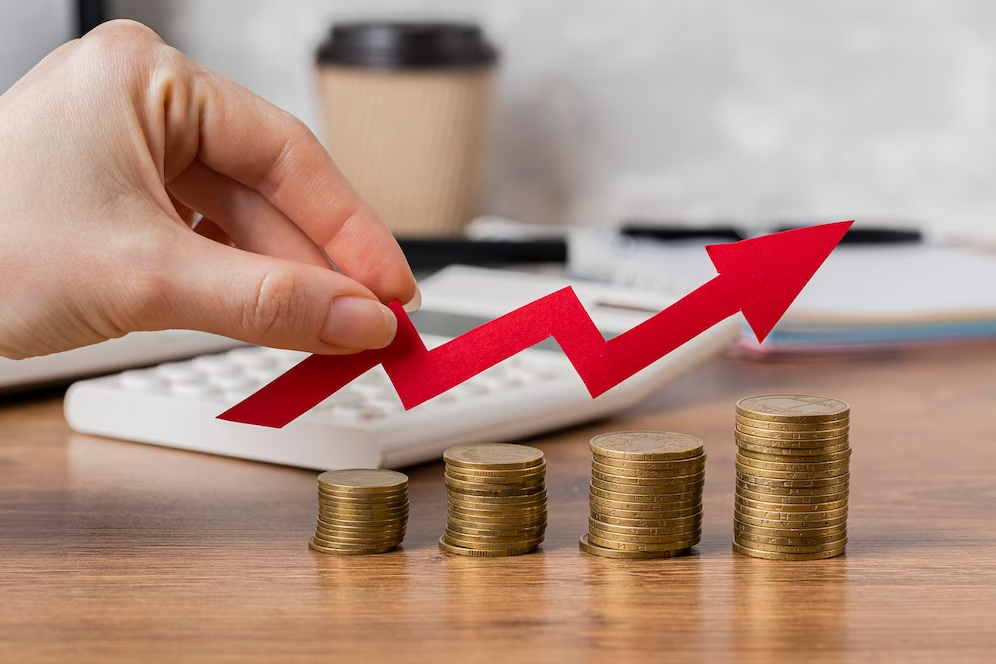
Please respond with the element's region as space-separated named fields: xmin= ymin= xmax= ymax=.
xmin=65 ymin=267 xmax=739 ymax=470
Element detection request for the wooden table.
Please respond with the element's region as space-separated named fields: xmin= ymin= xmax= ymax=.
xmin=3 ymin=347 xmax=996 ymax=663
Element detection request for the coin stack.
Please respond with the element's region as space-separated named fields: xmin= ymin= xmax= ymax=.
xmin=309 ymin=469 xmax=409 ymax=555
xmin=580 ymin=431 xmax=706 ymax=559
xmin=440 ymin=443 xmax=547 ymax=557
xmin=733 ymin=395 xmax=850 ymax=561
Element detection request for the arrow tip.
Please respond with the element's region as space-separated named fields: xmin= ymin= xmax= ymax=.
xmin=706 ymin=220 xmax=853 ymax=342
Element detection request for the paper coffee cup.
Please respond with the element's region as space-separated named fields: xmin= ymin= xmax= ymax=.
xmin=316 ymin=22 xmax=497 ymax=236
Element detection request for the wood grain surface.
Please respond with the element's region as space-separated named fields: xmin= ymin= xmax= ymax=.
xmin=3 ymin=348 xmax=996 ymax=663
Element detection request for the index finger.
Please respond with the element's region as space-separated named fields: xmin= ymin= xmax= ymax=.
xmin=162 ymin=60 xmax=416 ymax=305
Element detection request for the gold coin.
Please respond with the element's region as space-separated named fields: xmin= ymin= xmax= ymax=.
xmin=592 ymin=453 xmax=706 ymax=472
xmin=591 ymin=468 xmax=705 ymax=487
xmin=590 ymin=477 xmax=704 ymax=496
xmin=591 ymin=470 xmax=705 ymax=487
xmin=736 ymin=454 xmax=851 ymax=480
xmin=735 ymin=453 xmax=850 ymax=473
xmin=447 ymin=488 xmax=546 ymax=506
xmin=444 ymin=527 xmax=545 ymax=546
xmin=578 ymin=534 xmax=692 ymax=559
xmin=441 ymin=536 xmax=545 ymax=552
xmin=734 ymin=414 xmax=850 ymax=433
xmin=313 ymin=530 xmax=404 ymax=547
xmin=588 ymin=524 xmax=701 ymax=546
xmin=447 ymin=502 xmax=548 ymax=518
xmin=734 ymin=520 xmax=847 ymax=542
xmin=736 ymin=439 xmax=851 ymax=457
xmin=736 ymin=486 xmax=849 ymax=506
xmin=735 ymin=476 xmax=851 ymax=496
xmin=318 ymin=498 xmax=408 ymax=516
xmin=317 ymin=468 xmax=408 ymax=492
xmin=735 ymin=464 xmax=849 ymax=482
xmin=735 ymin=431 xmax=848 ymax=450
xmin=733 ymin=533 xmax=847 ymax=554
xmin=444 ymin=466 xmax=547 ymax=485
xmin=734 ymin=495 xmax=849 ymax=513
xmin=735 ymin=466 xmax=850 ymax=484
xmin=445 ymin=521 xmax=546 ymax=538
xmin=735 ymin=471 xmax=850 ymax=490
xmin=308 ymin=535 xmax=400 ymax=551
xmin=590 ymin=497 xmax=702 ymax=518
xmin=447 ymin=500 xmax=547 ymax=516
xmin=317 ymin=489 xmax=408 ymax=503
xmin=735 ymin=395 xmax=850 ymax=423
xmin=732 ymin=541 xmax=846 ymax=560
xmin=317 ymin=491 xmax=408 ymax=505
xmin=446 ymin=512 xmax=547 ymax=529
xmin=590 ymin=509 xmax=703 ymax=530
xmin=590 ymin=431 xmax=704 ymax=461
xmin=308 ymin=539 xmax=396 ymax=555
xmin=734 ymin=509 xmax=847 ymax=530
xmin=735 ymin=421 xmax=849 ymax=442
xmin=735 ymin=502 xmax=848 ymax=521
xmin=443 ymin=460 xmax=549 ymax=478
xmin=589 ymin=518 xmax=702 ymax=537
xmin=314 ymin=531 xmax=405 ymax=548
xmin=444 ymin=476 xmax=545 ymax=496
xmin=316 ymin=515 xmax=407 ymax=530
xmin=588 ymin=485 xmax=702 ymax=504
xmin=589 ymin=506 xmax=702 ymax=522
xmin=447 ymin=494 xmax=547 ymax=510
xmin=735 ymin=480 xmax=849 ymax=500
xmin=438 ymin=535 xmax=538 ymax=557
xmin=737 ymin=447 xmax=851 ymax=464
xmin=444 ymin=469 xmax=544 ymax=487
xmin=446 ymin=512 xmax=548 ymax=530
xmin=735 ymin=520 xmax=847 ymax=541
xmin=443 ymin=444 xmax=544 ymax=470
xmin=318 ymin=508 xmax=408 ymax=523
xmin=735 ymin=483 xmax=849 ymax=501
xmin=447 ymin=501 xmax=547 ymax=518
xmin=587 ymin=532 xmax=700 ymax=552
xmin=315 ymin=515 xmax=407 ymax=529
xmin=591 ymin=459 xmax=705 ymax=479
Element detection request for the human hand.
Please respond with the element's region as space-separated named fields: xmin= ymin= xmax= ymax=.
xmin=0 ymin=20 xmax=418 ymax=361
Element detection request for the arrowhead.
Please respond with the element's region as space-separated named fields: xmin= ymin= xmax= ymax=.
xmin=706 ymin=221 xmax=853 ymax=342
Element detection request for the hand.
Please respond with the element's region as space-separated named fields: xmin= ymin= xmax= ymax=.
xmin=0 ymin=20 xmax=418 ymax=361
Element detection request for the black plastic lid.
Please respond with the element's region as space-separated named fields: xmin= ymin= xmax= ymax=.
xmin=317 ymin=22 xmax=497 ymax=69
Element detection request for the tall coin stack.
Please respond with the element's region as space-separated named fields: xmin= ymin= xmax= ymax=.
xmin=733 ymin=395 xmax=851 ymax=560
xmin=580 ymin=431 xmax=706 ymax=559
xmin=440 ymin=443 xmax=547 ymax=557
xmin=309 ymin=469 xmax=409 ymax=555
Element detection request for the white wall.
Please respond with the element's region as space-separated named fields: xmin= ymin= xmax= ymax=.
xmin=0 ymin=0 xmax=74 ymax=93
xmin=89 ymin=1 xmax=996 ymax=238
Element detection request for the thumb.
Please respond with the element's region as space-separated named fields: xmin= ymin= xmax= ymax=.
xmin=144 ymin=234 xmax=398 ymax=354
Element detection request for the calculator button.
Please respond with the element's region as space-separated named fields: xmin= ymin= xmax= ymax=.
xmin=119 ymin=370 xmax=166 ymax=391
xmin=153 ymin=362 xmax=203 ymax=381
xmin=226 ymin=347 xmax=277 ymax=368
xmin=171 ymin=382 xmax=222 ymax=399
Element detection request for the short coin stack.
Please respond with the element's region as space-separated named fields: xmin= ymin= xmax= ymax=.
xmin=733 ymin=395 xmax=851 ymax=560
xmin=309 ymin=469 xmax=409 ymax=555
xmin=440 ymin=443 xmax=547 ymax=557
xmin=580 ymin=431 xmax=706 ymax=559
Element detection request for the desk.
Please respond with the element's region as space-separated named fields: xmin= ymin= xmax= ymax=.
xmin=3 ymin=348 xmax=996 ymax=663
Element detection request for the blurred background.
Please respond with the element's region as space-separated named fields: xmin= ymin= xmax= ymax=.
xmin=7 ymin=0 xmax=996 ymax=239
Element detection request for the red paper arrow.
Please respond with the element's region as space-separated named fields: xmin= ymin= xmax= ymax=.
xmin=219 ymin=221 xmax=852 ymax=428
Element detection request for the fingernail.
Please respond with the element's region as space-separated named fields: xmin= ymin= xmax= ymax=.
xmin=402 ymin=284 xmax=422 ymax=313
xmin=321 ymin=297 xmax=397 ymax=349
